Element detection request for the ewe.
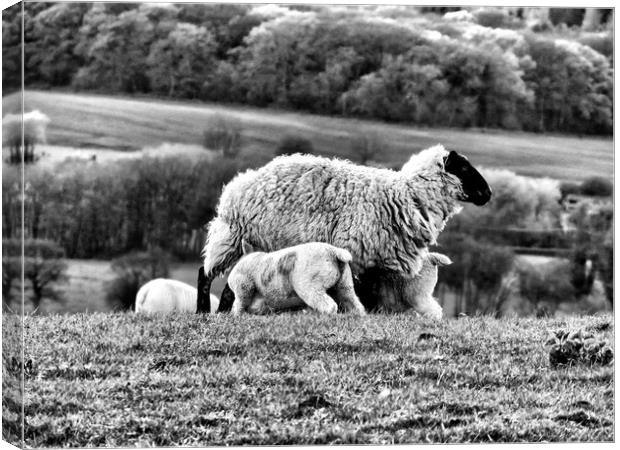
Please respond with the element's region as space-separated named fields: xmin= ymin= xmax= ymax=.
xmin=357 ymin=252 xmax=452 ymax=319
xmin=200 ymin=144 xmax=491 ymax=313
xmin=226 ymin=241 xmax=366 ymax=315
xmin=135 ymin=278 xmax=219 ymax=314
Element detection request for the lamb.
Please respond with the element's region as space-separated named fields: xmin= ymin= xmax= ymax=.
xmin=356 ymin=252 xmax=452 ymax=319
xmin=200 ymin=144 xmax=491 ymax=313
xmin=135 ymin=278 xmax=219 ymax=314
xmin=227 ymin=241 xmax=366 ymax=315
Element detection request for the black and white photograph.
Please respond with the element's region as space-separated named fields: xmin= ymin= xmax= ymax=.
xmin=1 ymin=0 xmax=615 ymax=447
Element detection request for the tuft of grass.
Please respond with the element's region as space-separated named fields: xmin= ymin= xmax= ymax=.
xmin=2 ymin=314 xmax=24 ymax=446
xmin=5 ymin=312 xmax=613 ymax=446
xmin=546 ymin=329 xmax=613 ymax=367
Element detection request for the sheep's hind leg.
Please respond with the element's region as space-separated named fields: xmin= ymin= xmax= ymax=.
xmin=333 ymin=265 xmax=366 ymax=315
xmin=218 ymin=283 xmax=236 ymax=313
xmin=197 ymin=267 xmax=211 ymax=313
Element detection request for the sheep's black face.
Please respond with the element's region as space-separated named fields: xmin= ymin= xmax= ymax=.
xmin=444 ymin=151 xmax=492 ymax=206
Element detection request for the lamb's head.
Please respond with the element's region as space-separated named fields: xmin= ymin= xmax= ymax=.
xmin=443 ymin=151 xmax=492 ymax=206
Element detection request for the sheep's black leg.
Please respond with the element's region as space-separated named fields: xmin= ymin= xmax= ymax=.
xmin=197 ymin=266 xmax=235 ymax=313
xmin=196 ymin=266 xmax=212 ymax=313
xmin=354 ymin=268 xmax=383 ymax=312
xmin=218 ymin=283 xmax=235 ymax=313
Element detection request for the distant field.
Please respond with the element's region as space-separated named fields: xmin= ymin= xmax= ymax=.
xmin=18 ymin=142 xmax=219 ymax=170
xmin=29 ymin=260 xmax=226 ymax=315
xmin=3 ymin=90 xmax=613 ymax=182
xmin=5 ymin=312 xmax=613 ymax=446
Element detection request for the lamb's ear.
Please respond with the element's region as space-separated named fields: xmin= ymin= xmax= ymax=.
xmin=428 ymin=252 xmax=452 ymax=266
xmin=241 ymin=240 xmax=254 ymax=255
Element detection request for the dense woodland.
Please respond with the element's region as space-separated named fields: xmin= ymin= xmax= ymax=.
xmin=2 ymin=3 xmax=614 ymax=135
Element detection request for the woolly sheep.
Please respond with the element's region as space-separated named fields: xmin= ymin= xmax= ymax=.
xmin=135 ymin=278 xmax=219 ymax=314
xmin=227 ymin=241 xmax=366 ymax=315
xmin=357 ymin=252 xmax=452 ymax=319
xmin=200 ymin=144 xmax=491 ymax=313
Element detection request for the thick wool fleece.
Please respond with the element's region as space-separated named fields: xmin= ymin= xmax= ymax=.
xmin=204 ymin=145 xmax=464 ymax=279
xmin=135 ymin=279 xmax=219 ymax=313
xmin=227 ymin=242 xmax=365 ymax=315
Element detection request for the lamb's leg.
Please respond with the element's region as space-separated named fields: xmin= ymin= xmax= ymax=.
xmin=333 ymin=264 xmax=366 ymax=315
xmin=399 ymin=270 xmax=443 ymax=319
xmin=414 ymin=296 xmax=443 ymax=320
xmin=296 ymin=289 xmax=339 ymax=314
xmin=228 ymin=278 xmax=256 ymax=316
xmin=201 ymin=217 xmax=242 ymax=313
xmin=290 ymin=264 xmax=339 ymax=314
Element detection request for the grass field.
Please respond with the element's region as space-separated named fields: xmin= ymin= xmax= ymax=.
xmin=2 ymin=312 xmax=613 ymax=446
xmin=3 ymin=90 xmax=613 ymax=182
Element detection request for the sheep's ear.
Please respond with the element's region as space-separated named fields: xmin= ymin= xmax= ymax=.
xmin=241 ymin=240 xmax=254 ymax=255
xmin=443 ymin=150 xmax=458 ymax=169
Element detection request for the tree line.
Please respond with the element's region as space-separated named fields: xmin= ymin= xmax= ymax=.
xmin=2 ymin=155 xmax=243 ymax=259
xmin=438 ymin=170 xmax=613 ymax=314
xmin=3 ymin=3 xmax=613 ymax=135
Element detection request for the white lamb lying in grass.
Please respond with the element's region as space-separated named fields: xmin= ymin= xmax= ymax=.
xmin=227 ymin=242 xmax=366 ymax=316
xmin=135 ymin=279 xmax=219 ymax=314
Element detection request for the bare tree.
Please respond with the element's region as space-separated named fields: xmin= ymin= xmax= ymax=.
xmin=2 ymin=110 xmax=51 ymax=164
xmin=203 ymin=114 xmax=242 ymax=159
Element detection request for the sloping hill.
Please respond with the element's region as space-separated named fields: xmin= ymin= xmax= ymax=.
xmin=3 ymin=312 xmax=614 ymax=446
xmin=3 ymin=90 xmax=613 ymax=181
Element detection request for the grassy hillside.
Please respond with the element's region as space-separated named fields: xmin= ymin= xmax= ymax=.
xmin=3 ymin=312 xmax=613 ymax=446
xmin=3 ymin=90 xmax=613 ymax=182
